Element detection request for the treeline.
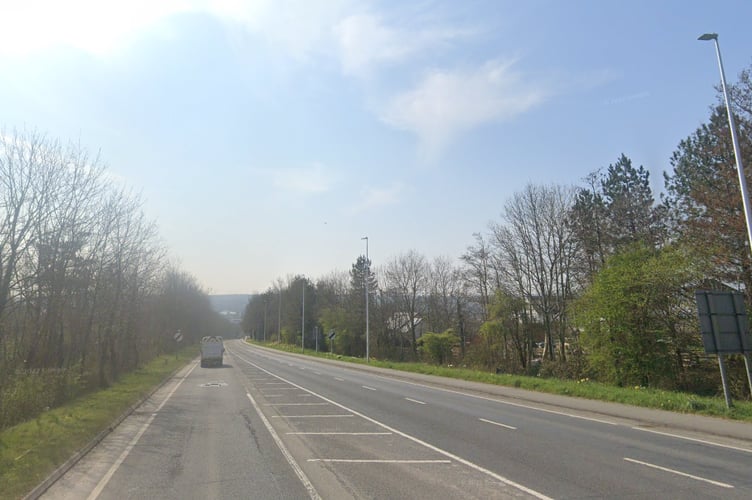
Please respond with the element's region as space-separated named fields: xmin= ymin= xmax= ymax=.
xmin=244 ymin=62 xmax=752 ymax=400
xmin=0 ymin=129 xmax=233 ymax=430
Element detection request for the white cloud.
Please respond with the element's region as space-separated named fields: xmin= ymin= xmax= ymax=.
xmin=267 ymin=163 xmax=337 ymax=194
xmin=334 ymin=13 xmax=470 ymax=77
xmin=352 ymin=182 xmax=403 ymax=213
xmin=380 ymin=59 xmax=548 ymax=158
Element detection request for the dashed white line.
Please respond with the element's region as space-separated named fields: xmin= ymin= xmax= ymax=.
xmin=232 ymin=352 xmax=552 ymax=500
xmin=623 ymin=457 xmax=734 ymax=488
xmin=404 ymin=397 xmax=426 ymax=405
xmin=308 ymin=459 xmax=451 ymax=464
xmin=334 ymin=377 xmax=344 ymax=382
xmin=272 ymin=414 xmax=354 ymax=418
xmin=313 ymin=371 xmax=322 ymax=375
xmin=479 ymin=418 xmax=517 ymax=430
xmin=287 ymin=432 xmax=392 ymax=436
xmin=631 ymin=427 xmax=752 ymax=454
xmin=362 ymin=385 xmax=377 ymax=391
xmin=264 ymin=403 xmax=329 ymax=406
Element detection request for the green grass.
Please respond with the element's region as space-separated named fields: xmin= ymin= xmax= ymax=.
xmin=0 ymin=348 xmax=196 ymax=500
xmin=251 ymin=340 xmax=752 ymax=422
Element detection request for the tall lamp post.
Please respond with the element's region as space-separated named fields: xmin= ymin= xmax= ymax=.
xmin=361 ymin=236 xmax=370 ymax=362
xmin=699 ymin=32 xmax=752 ymax=401
xmin=698 ymin=33 xmax=752 ymax=251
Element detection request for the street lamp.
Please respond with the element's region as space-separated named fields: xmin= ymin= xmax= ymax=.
xmin=361 ymin=236 xmax=370 ymax=362
xmin=698 ymin=33 xmax=752 ymax=252
xmin=699 ymin=32 xmax=752 ymax=405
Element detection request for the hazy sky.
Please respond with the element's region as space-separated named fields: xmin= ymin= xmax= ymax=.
xmin=1 ymin=0 xmax=750 ymax=294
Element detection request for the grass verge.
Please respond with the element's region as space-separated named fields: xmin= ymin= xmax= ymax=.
xmin=250 ymin=340 xmax=752 ymax=423
xmin=0 ymin=348 xmax=196 ymax=500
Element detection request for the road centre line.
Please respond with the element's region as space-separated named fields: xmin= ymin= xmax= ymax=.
xmin=623 ymin=457 xmax=734 ymax=488
xmin=232 ymin=351 xmax=552 ymax=500
xmin=362 ymin=385 xmax=377 ymax=391
xmin=334 ymin=377 xmax=345 ymax=381
xmin=479 ymin=418 xmax=517 ymax=430
xmin=87 ymin=362 xmax=198 ymax=500
xmin=246 ymin=393 xmax=321 ymax=500
xmin=631 ymin=427 xmax=752 ymax=454
xmin=308 ymin=459 xmax=451 ymax=464
xmin=287 ymin=432 xmax=392 ymax=436
xmin=404 ymin=397 xmax=426 ymax=405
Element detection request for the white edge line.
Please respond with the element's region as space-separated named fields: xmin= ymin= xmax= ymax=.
xmin=479 ymin=418 xmax=517 ymax=430
xmin=233 ymin=351 xmax=552 ymax=500
xmin=404 ymin=397 xmax=426 ymax=405
xmin=87 ymin=362 xmax=198 ymax=500
xmin=632 ymin=427 xmax=752 ymax=454
xmin=623 ymin=457 xmax=734 ymax=488
xmin=247 ymin=392 xmax=322 ymax=500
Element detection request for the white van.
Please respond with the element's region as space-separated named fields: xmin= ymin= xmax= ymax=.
xmin=200 ymin=336 xmax=225 ymax=367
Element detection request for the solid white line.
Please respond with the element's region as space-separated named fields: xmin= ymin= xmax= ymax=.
xmin=404 ymin=397 xmax=426 ymax=405
xmin=362 ymin=385 xmax=376 ymax=391
xmin=308 ymin=459 xmax=451 ymax=464
xmin=232 ymin=351 xmax=553 ymax=500
xmin=287 ymin=432 xmax=392 ymax=436
xmin=631 ymin=427 xmax=752 ymax=454
xmin=334 ymin=377 xmax=345 ymax=381
xmin=247 ymin=393 xmax=322 ymax=500
xmin=272 ymin=414 xmax=354 ymax=418
xmin=87 ymin=362 xmax=198 ymax=500
xmin=623 ymin=457 xmax=734 ymax=488
xmin=479 ymin=418 xmax=517 ymax=430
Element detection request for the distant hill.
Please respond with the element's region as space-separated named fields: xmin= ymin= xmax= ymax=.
xmin=209 ymin=294 xmax=254 ymax=316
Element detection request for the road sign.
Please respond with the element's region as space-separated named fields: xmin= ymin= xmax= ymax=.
xmin=174 ymin=330 xmax=184 ymax=343
xmin=328 ymin=330 xmax=336 ymax=340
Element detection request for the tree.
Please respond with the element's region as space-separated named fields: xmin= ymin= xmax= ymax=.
xmin=417 ymin=329 xmax=459 ymax=365
xmin=384 ymin=250 xmax=427 ymax=355
xmin=575 ymin=244 xmax=702 ymax=388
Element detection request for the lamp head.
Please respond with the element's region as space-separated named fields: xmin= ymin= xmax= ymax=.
xmin=698 ymin=33 xmax=718 ymax=41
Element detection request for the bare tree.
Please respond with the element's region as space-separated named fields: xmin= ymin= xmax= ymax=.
xmin=384 ymin=250 xmax=427 ymax=355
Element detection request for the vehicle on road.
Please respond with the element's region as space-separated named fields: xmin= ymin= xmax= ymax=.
xmin=200 ymin=336 xmax=224 ymax=367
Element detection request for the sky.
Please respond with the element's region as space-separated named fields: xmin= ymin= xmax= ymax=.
xmin=1 ymin=0 xmax=751 ymax=294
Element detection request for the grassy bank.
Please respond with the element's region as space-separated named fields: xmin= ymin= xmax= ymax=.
xmin=0 ymin=348 xmax=196 ymax=500
xmin=250 ymin=340 xmax=752 ymax=422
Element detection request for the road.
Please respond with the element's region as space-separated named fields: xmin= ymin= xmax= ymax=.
xmin=41 ymin=340 xmax=752 ymax=499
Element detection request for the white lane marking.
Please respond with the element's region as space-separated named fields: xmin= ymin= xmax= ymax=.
xmin=308 ymin=459 xmax=451 ymax=464
xmin=404 ymin=397 xmax=426 ymax=405
xmin=272 ymin=414 xmax=354 ymax=418
xmin=265 ymin=403 xmax=329 ymax=406
xmin=367 ymin=373 xmax=618 ymax=426
xmin=287 ymin=432 xmax=392 ymax=436
xmin=259 ymin=382 xmax=289 ymax=385
xmin=362 ymin=385 xmax=377 ymax=391
xmin=632 ymin=427 xmax=752 ymax=454
xmin=623 ymin=457 xmax=734 ymax=488
xmin=87 ymin=362 xmax=198 ymax=500
xmin=259 ymin=387 xmax=301 ymax=391
xmin=233 ymin=352 xmax=552 ymax=500
xmin=479 ymin=418 xmax=517 ymax=430
xmin=246 ymin=393 xmax=322 ymax=500
xmin=334 ymin=377 xmax=345 ymax=381
xmin=313 ymin=371 xmax=322 ymax=375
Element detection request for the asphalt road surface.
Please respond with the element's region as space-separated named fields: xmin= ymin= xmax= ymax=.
xmin=41 ymin=340 xmax=752 ymax=499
